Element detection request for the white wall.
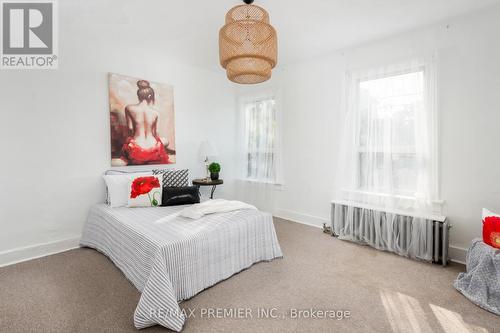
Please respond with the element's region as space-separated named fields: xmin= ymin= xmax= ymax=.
xmin=0 ymin=2 xmax=237 ymax=264
xmin=265 ymin=6 xmax=500 ymax=261
xmin=3 ymin=2 xmax=499 ymax=266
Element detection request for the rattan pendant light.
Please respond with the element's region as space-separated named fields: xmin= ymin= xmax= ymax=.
xmin=219 ymin=0 xmax=277 ymax=84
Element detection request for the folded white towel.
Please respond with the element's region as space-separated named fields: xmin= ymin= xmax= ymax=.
xmin=180 ymin=199 xmax=257 ymax=219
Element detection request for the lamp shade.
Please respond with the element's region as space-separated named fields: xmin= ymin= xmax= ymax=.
xmin=219 ymin=2 xmax=277 ymax=84
xmin=198 ymin=140 xmax=218 ymax=159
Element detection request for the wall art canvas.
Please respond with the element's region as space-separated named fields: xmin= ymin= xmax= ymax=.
xmin=108 ymin=73 xmax=176 ymax=166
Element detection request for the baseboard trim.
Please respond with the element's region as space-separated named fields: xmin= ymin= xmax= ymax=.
xmin=0 ymin=225 xmax=468 ymax=268
xmin=273 ymin=209 xmax=328 ymax=229
xmin=0 ymin=237 xmax=81 ymax=268
xmin=449 ymin=246 xmax=467 ymax=265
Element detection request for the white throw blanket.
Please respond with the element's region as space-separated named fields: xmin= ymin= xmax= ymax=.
xmin=180 ymin=199 xmax=257 ymax=219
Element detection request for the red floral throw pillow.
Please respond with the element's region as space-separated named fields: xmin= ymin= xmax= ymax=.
xmin=127 ymin=176 xmax=162 ymax=207
xmin=483 ymin=216 xmax=500 ymax=249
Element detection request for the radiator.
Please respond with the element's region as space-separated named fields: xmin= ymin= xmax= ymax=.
xmin=331 ymin=200 xmax=450 ymax=266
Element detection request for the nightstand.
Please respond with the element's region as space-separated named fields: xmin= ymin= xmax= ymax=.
xmin=192 ymin=179 xmax=224 ymax=199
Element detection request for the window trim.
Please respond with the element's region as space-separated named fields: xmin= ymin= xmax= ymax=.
xmin=357 ymin=65 xmax=426 ymax=84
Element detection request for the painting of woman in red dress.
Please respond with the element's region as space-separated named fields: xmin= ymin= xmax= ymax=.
xmin=108 ymin=73 xmax=176 ymax=166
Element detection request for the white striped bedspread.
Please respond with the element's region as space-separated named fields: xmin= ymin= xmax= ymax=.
xmin=80 ymin=204 xmax=283 ymax=331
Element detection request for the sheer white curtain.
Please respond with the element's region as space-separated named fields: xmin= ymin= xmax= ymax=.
xmin=333 ymin=58 xmax=439 ymax=261
xmin=243 ymin=98 xmax=278 ymax=182
xmin=336 ymin=58 xmax=439 ymax=213
xmin=235 ymin=93 xmax=282 ymax=212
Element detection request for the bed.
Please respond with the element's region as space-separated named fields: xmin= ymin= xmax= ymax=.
xmin=80 ymin=204 xmax=283 ymax=331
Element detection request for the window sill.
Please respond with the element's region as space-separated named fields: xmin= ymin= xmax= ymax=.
xmin=341 ymin=189 xmax=443 ymax=205
xmin=338 ymin=189 xmax=444 ymax=216
xmin=238 ymin=178 xmax=283 ymax=186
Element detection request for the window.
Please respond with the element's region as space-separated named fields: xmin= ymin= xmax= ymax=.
xmin=241 ymin=97 xmax=278 ymax=183
xmin=357 ymin=70 xmax=424 ymax=196
xmin=336 ymin=59 xmax=438 ymax=211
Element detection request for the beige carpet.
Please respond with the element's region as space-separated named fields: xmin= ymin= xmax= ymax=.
xmin=0 ymin=218 xmax=498 ymax=333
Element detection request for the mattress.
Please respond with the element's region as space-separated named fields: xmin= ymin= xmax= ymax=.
xmin=80 ymin=204 xmax=283 ymax=331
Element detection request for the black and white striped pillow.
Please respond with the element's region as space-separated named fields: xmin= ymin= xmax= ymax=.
xmin=152 ymin=169 xmax=189 ymax=188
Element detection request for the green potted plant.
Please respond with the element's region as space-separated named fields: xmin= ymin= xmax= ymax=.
xmin=208 ymin=162 xmax=221 ymax=180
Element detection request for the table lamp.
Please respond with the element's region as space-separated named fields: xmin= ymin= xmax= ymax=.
xmin=198 ymin=140 xmax=218 ymax=181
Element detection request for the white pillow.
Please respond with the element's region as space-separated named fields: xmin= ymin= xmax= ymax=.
xmin=127 ymin=175 xmax=162 ymax=207
xmin=483 ymin=208 xmax=500 ymax=220
xmin=103 ymin=172 xmax=151 ymax=207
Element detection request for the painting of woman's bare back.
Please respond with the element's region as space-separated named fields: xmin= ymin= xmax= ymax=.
xmin=108 ymin=73 xmax=176 ymax=166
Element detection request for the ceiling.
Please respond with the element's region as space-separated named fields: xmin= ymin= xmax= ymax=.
xmin=63 ymin=0 xmax=500 ymax=70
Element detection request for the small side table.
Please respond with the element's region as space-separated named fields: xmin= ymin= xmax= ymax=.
xmin=192 ymin=179 xmax=223 ymax=199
